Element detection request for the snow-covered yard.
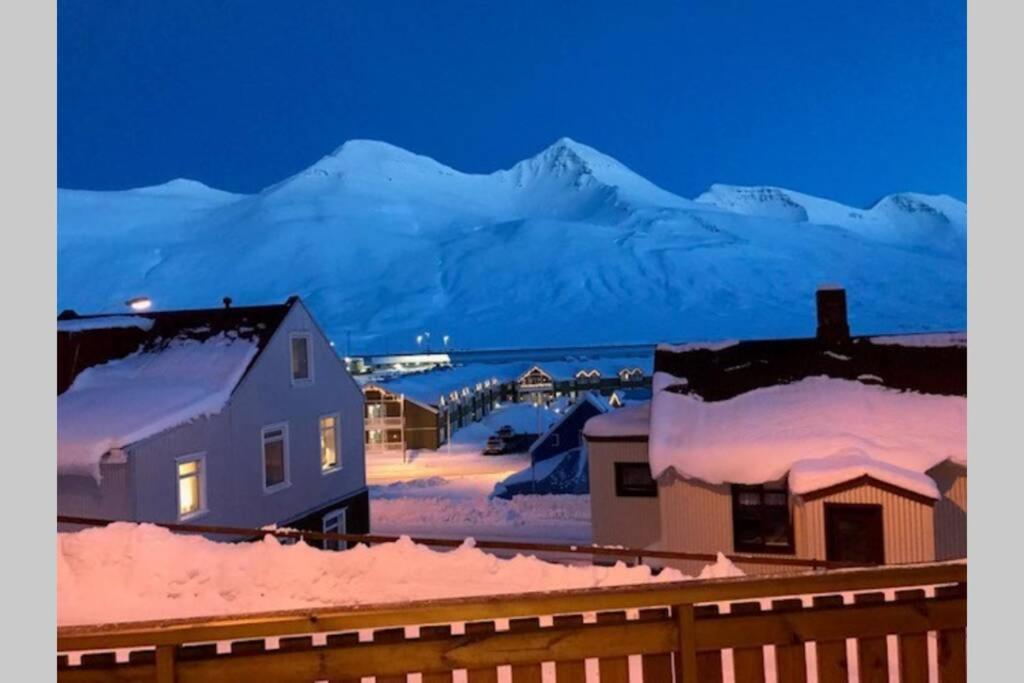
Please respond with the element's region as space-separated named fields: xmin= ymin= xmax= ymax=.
xmin=367 ymin=403 xmax=592 ymax=544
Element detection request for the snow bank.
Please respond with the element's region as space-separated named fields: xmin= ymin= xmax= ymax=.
xmin=582 ymin=401 xmax=650 ymax=438
xmin=788 ymin=449 xmax=940 ymax=499
xmin=57 ymin=315 xmax=155 ymax=333
xmin=867 ymin=332 xmax=966 ymax=348
xmin=58 ymin=334 xmax=258 ymax=480
xmin=648 ymin=376 xmax=966 ymax=489
xmin=57 ymin=523 xmax=741 ymax=627
xmin=656 ymin=340 xmax=738 ymax=353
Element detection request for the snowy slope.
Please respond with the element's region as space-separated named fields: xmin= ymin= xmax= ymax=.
xmin=57 ymin=138 xmax=966 ymax=350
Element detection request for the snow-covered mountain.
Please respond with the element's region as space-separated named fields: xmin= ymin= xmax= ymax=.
xmin=58 ymin=138 xmax=966 ymax=351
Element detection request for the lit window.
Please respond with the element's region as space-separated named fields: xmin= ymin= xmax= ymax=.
xmin=320 ymin=415 xmax=340 ymax=472
xmin=262 ymin=424 xmax=289 ymax=490
xmin=290 ymin=334 xmax=312 ymax=383
xmin=177 ymin=456 xmax=205 ymax=519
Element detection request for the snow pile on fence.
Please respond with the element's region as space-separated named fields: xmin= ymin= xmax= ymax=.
xmin=58 ymin=334 xmax=258 ymax=480
xmin=648 ymin=375 xmax=966 ymax=489
xmin=58 ymin=523 xmax=742 ymax=626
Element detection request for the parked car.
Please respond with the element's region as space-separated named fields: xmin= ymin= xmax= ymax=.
xmin=483 ymin=436 xmax=506 ymax=455
xmin=496 ymin=425 xmax=515 ymax=440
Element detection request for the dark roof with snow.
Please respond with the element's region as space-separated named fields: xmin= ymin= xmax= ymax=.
xmin=57 ymin=298 xmax=297 ymax=395
xmin=655 ymin=331 xmax=966 ymax=400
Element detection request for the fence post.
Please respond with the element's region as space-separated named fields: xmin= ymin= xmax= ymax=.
xmin=155 ymin=644 xmax=176 ymax=683
xmin=675 ymin=603 xmax=698 ymax=683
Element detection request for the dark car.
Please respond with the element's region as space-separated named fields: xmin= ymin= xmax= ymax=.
xmin=483 ymin=436 xmax=506 ymax=455
xmin=496 ymin=425 xmax=515 ymax=440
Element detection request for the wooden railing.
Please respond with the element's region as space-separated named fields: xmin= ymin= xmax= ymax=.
xmin=57 ymin=561 xmax=966 ymax=682
xmin=56 ymin=515 xmax=854 ymax=570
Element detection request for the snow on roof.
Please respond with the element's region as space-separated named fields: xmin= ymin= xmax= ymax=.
xmin=867 ymin=332 xmax=966 ymax=348
xmin=788 ymin=448 xmax=940 ymax=500
xmin=58 ymin=522 xmax=745 ymax=626
xmin=583 ymin=401 xmax=651 ymax=438
xmin=648 ymin=375 xmax=966 ymax=490
xmin=57 ymin=315 xmax=155 ymax=333
xmin=530 ymin=393 xmax=607 ymax=455
xmin=58 ymin=333 xmax=258 ymax=480
xmin=656 ymin=340 xmax=738 ymax=353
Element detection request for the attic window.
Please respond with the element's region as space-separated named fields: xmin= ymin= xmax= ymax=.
xmin=176 ymin=454 xmax=206 ymax=520
xmin=731 ymin=482 xmax=794 ymax=554
xmin=290 ymin=333 xmax=313 ymax=384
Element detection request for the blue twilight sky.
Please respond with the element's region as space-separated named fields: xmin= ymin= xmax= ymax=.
xmin=58 ymin=0 xmax=966 ymax=206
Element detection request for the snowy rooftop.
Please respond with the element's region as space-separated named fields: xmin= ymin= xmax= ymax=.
xmin=583 ymin=401 xmax=651 ymax=439
xmin=648 ymin=375 xmax=966 ymax=496
xmin=58 ymin=333 xmax=259 ymax=480
xmin=866 ymin=332 xmax=967 ymax=348
xmin=57 ymin=315 xmax=155 ymax=333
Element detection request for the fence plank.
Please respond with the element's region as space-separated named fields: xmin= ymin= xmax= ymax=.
xmin=853 ymin=593 xmax=888 ymax=683
xmin=694 ymin=605 xmax=724 ymax=683
xmin=155 ymin=645 xmax=176 ymax=683
xmin=551 ymin=615 xmax=586 ymax=683
xmin=770 ymin=599 xmax=807 ymax=683
xmin=509 ymin=618 xmax=544 ymax=683
xmin=935 ymin=584 xmax=967 ymax=683
xmin=894 ymin=590 xmax=929 ymax=683
xmin=675 ymin=603 xmax=699 ymax=683
xmin=596 ymin=612 xmax=630 ymax=683
xmin=375 ymin=628 xmax=410 ymax=683
xmin=465 ymin=622 xmax=499 ymax=683
xmin=420 ymin=626 xmax=455 ymax=683
xmin=811 ymin=596 xmax=848 ymax=683
xmin=730 ymin=602 xmax=765 ymax=683
xmin=639 ymin=609 xmax=675 ymax=683
xmin=326 ymin=632 xmax=362 ymax=683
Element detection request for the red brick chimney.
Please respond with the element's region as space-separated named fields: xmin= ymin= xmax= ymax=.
xmin=816 ymin=285 xmax=850 ymax=342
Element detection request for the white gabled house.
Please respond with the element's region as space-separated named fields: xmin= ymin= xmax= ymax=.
xmin=57 ymin=296 xmax=369 ymax=543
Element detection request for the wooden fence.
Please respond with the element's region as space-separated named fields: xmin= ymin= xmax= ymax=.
xmin=58 ymin=561 xmax=966 ymax=683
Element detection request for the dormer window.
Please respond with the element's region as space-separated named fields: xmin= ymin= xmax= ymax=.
xmin=290 ymin=333 xmax=313 ymax=384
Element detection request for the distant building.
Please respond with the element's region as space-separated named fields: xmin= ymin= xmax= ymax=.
xmin=57 ymin=297 xmax=369 ymax=544
xmin=585 ymin=286 xmax=967 ymax=573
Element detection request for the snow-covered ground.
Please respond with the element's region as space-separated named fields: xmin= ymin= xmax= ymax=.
xmin=58 ymin=137 xmax=966 ymax=351
xmin=57 ymin=522 xmax=741 ymax=627
xmin=367 ymin=403 xmax=592 ymax=544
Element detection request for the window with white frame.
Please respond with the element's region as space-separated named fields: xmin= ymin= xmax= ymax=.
xmin=176 ymin=454 xmax=206 ymax=519
xmin=290 ymin=333 xmax=313 ymax=384
xmin=262 ymin=424 xmax=290 ymax=491
xmin=320 ymin=414 xmax=340 ymax=472
xmin=322 ymin=507 xmax=348 ymax=551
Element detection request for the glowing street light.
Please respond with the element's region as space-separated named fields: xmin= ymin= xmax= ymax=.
xmin=126 ymin=296 xmax=152 ymax=312
xmin=416 ymin=334 xmax=424 ymax=347
xmin=443 ymin=334 xmax=450 ymax=347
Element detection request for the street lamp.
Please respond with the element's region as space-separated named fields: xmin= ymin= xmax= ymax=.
xmin=126 ymin=296 xmax=152 ymax=312
xmin=443 ymin=334 xmax=450 ymax=348
xmin=416 ymin=334 xmax=423 ymax=348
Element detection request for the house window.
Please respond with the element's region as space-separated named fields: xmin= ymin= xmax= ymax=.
xmin=176 ymin=454 xmax=205 ymax=519
xmin=262 ymin=424 xmax=290 ymax=491
xmin=731 ymin=483 xmax=794 ymax=554
xmin=320 ymin=414 xmax=340 ymax=472
xmin=614 ymin=462 xmax=658 ymax=497
xmin=322 ymin=507 xmax=348 ymax=551
xmin=290 ymin=333 xmax=313 ymax=384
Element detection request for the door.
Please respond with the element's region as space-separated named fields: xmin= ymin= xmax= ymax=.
xmin=322 ymin=508 xmax=348 ymax=551
xmin=825 ymin=503 xmax=885 ymax=564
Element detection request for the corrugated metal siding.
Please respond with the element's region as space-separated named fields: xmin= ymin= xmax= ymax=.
xmin=587 ymin=440 xmax=661 ymax=548
xmin=796 ymin=484 xmax=936 ymax=564
xmin=929 ymin=461 xmax=967 ymax=560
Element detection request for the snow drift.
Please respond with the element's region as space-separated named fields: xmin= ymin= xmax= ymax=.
xmin=58 ymin=523 xmax=742 ymax=626
xmin=58 ymin=137 xmax=966 ymax=350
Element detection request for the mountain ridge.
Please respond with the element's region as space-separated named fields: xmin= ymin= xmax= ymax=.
xmin=57 ymin=138 xmax=966 ymax=351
